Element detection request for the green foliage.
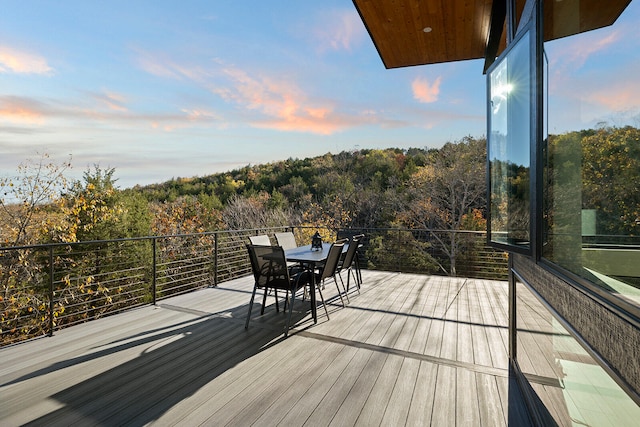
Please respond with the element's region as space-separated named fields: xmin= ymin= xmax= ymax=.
xmin=366 ymin=230 xmax=439 ymax=274
xmin=581 ymin=126 xmax=640 ymax=235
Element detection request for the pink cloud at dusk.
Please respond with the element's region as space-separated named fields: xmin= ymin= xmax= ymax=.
xmin=0 ymin=45 xmax=53 ymax=75
xmin=0 ymin=96 xmax=47 ymax=124
xmin=0 ymin=94 xmax=221 ymax=133
xmin=412 ymin=76 xmax=442 ymax=103
xmin=215 ymin=64 xmax=367 ymax=135
xmin=584 ymin=80 xmax=640 ymax=112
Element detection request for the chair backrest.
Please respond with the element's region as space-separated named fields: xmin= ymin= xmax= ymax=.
xmin=249 ymin=234 xmax=271 ymax=245
xmin=340 ymin=234 xmax=363 ymax=270
xmin=246 ymin=244 xmax=290 ymax=289
xmin=275 ymin=232 xmax=297 ymax=250
xmin=318 ymin=241 xmax=346 ymax=281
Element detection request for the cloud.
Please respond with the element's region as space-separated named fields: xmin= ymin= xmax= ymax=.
xmin=0 ymin=45 xmax=53 ymax=75
xmin=312 ymin=10 xmax=365 ymax=52
xmin=134 ymin=50 xmax=415 ymax=135
xmin=0 ymin=96 xmax=48 ymax=124
xmin=412 ymin=76 xmax=442 ymax=103
xmin=89 ymin=91 xmax=129 ymax=112
xmin=214 ymin=64 xmax=364 ymax=134
xmin=586 ymin=81 xmax=640 ymax=112
xmin=134 ymin=48 xmax=215 ymax=84
xmin=0 ymin=94 xmax=222 ymax=134
xmin=548 ymin=29 xmax=620 ymax=73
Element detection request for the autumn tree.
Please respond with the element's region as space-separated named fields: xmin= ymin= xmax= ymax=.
xmin=399 ymin=136 xmax=487 ymax=275
xmin=222 ymin=192 xmax=299 ymax=231
xmin=0 ymin=154 xmax=71 ymax=344
xmin=0 ymin=154 xmax=71 ymax=246
xmin=581 ymin=126 xmax=640 ymax=236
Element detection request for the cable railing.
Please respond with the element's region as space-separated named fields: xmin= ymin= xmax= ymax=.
xmin=0 ymin=226 xmax=506 ymax=346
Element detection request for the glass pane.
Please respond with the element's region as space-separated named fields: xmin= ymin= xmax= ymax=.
xmin=517 ymin=280 xmax=640 ymax=426
xmin=488 ymin=30 xmax=531 ymax=249
xmin=542 ymin=1 xmax=640 ymax=308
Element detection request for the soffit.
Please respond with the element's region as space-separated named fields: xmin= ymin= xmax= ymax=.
xmin=353 ymin=0 xmax=632 ymax=69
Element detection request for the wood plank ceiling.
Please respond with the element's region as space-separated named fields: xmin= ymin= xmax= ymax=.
xmin=353 ymin=0 xmax=632 ymax=69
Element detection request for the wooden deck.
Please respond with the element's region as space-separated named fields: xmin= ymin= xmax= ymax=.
xmin=0 ymin=271 xmax=533 ymax=426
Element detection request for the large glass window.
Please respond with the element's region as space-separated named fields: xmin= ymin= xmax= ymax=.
xmin=516 ymin=279 xmax=640 ymax=425
xmin=487 ymin=28 xmax=532 ymax=251
xmin=543 ymin=2 xmax=640 ymax=309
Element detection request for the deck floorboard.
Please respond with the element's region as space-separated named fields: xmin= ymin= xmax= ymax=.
xmin=0 ymin=270 xmax=533 ymax=426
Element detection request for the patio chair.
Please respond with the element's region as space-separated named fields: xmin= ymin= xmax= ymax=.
xmin=249 ymin=234 xmax=271 ymax=245
xmin=245 ymin=244 xmax=312 ymax=337
xmin=275 ymin=231 xmax=302 ymax=273
xmin=337 ymin=234 xmax=364 ymax=293
xmin=313 ymin=240 xmax=349 ymax=307
xmin=275 ymin=231 xmax=297 ymax=250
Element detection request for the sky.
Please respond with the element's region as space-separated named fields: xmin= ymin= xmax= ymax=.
xmin=1 ymin=1 xmax=639 ymax=188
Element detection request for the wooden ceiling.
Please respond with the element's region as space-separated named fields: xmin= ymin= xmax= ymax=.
xmin=353 ymin=0 xmax=632 ymax=69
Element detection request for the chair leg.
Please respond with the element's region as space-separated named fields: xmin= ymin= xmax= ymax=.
xmin=261 ymin=287 xmax=268 ymax=315
xmin=355 ymin=256 xmax=363 ymax=287
xmin=314 ymin=283 xmax=330 ymax=320
xmin=284 ymin=286 xmax=297 ymax=337
xmin=337 ymin=273 xmax=350 ymax=304
xmin=245 ymin=286 xmax=258 ymax=329
xmin=348 ymin=268 xmax=360 ymax=294
xmin=331 ymin=277 xmax=346 ymax=307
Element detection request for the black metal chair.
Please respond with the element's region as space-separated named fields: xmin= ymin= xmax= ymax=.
xmin=245 ymin=244 xmax=311 ymax=337
xmin=313 ymin=240 xmax=349 ymax=307
xmin=337 ymin=234 xmax=364 ymax=293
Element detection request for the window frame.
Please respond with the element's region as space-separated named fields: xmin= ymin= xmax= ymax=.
xmin=486 ymin=19 xmax=538 ymax=255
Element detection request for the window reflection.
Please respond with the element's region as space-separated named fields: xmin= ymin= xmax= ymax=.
xmin=542 ymin=1 xmax=640 ymax=308
xmin=488 ymin=29 xmax=531 ymax=249
xmin=516 ymin=280 xmax=640 ymax=426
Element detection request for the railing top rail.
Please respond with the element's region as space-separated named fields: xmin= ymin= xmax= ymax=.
xmin=0 ymin=226 xmax=492 ymax=252
xmin=0 ymin=226 xmax=297 ymax=252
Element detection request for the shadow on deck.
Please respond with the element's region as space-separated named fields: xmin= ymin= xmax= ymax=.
xmin=0 ymin=270 xmax=533 ymax=426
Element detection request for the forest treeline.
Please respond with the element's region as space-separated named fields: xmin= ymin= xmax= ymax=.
xmin=0 ymin=135 xmax=489 ymax=249
xmin=2 ymin=125 xmax=639 ymax=249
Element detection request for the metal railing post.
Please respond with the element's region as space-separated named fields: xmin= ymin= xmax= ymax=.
xmin=152 ymin=237 xmax=157 ymax=305
xmin=49 ymin=246 xmax=54 ymax=336
xmin=214 ymin=232 xmax=218 ymax=287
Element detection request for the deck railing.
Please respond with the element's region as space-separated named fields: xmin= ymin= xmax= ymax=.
xmin=0 ymin=226 xmax=506 ymax=346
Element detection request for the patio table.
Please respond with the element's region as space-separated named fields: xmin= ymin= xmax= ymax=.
xmin=284 ymin=243 xmax=344 ymax=322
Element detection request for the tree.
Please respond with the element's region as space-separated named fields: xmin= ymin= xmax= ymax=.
xmin=0 ymin=154 xmax=71 ymax=343
xmin=222 ymin=193 xmax=298 ymax=231
xmin=0 ymin=154 xmax=71 ymax=246
xmin=399 ymin=136 xmax=487 ymax=275
xmin=581 ymin=126 xmax=640 ymax=236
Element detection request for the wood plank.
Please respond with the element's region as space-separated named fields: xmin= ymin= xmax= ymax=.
xmin=380 ymin=357 xmax=421 ymax=426
xmin=431 ymin=365 xmax=457 ymax=427
xmin=456 ymin=367 xmax=481 ymax=426
xmin=342 ymin=276 xmax=423 ymax=425
xmin=0 ymin=271 xmax=536 ymax=427
xmin=476 ymin=372 xmax=507 ymax=427
xmin=457 ymin=280 xmax=475 ymax=364
xmin=405 ymin=361 xmax=438 ymax=426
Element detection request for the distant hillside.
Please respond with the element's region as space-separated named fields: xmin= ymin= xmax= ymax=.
xmin=131 ymin=147 xmax=436 ymax=206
